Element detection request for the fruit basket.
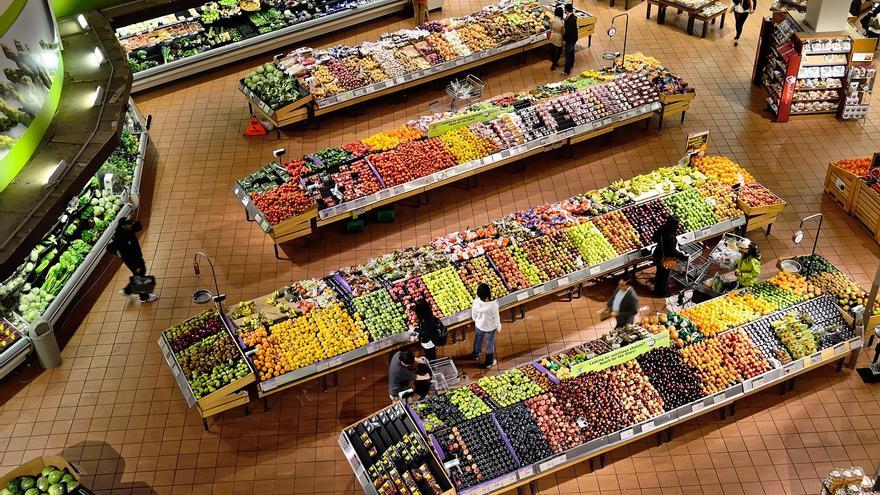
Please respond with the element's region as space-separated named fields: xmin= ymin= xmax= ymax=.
xmin=1 ymin=456 xmax=89 ymax=495
xmin=736 ymin=183 xmax=787 ymax=216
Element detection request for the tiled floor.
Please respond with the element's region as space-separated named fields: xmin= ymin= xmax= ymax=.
xmin=2 ymin=1 xmax=880 ymax=494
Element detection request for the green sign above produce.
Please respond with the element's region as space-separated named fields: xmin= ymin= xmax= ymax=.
xmin=427 ymin=106 xmax=502 ymax=138
xmin=570 ymin=329 xmax=670 ymax=376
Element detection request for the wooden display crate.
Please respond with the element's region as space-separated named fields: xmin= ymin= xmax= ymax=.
xmin=659 ymin=92 xmax=696 ymax=105
xmin=197 ymin=390 xmax=249 ymax=419
xmin=851 ymin=181 xmax=880 ymax=235
xmin=737 ymin=198 xmax=786 ymax=216
xmin=1 ymin=456 xmax=84 ymax=486
xmin=824 ymin=163 xmax=860 ymax=213
xmin=269 ymin=206 xmax=317 ymax=244
xmin=745 ymin=211 xmax=778 ymax=233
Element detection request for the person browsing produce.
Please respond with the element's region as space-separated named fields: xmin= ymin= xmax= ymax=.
xmin=549 ymin=6 xmax=564 ymax=71
xmin=388 ymin=350 xmax=431 ymax=402
xmin=471 ymin=283 xmax=501 ymax=369
xmin=413 ymin=299 xmax=447 ymax=360
xmin=107 ymin=216 xmax=157 ymax=303
xmin=412 ymin=0 xmax=428 ymax=27
xmin=735 ymin=238 xmax=761 ymax=287
xmin=605 ymin=278 xmax=639 ymax=329
xmin=652 ymin=216 xmax=683 ymax=298
xmin=561 ymin=3 xmax=578 ymax=76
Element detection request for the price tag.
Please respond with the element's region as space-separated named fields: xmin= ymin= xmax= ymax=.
xmin=559 ymin=128 xmax=575 ymax=139
xmin=749 ymin=375 xmax=764 ymax=390
xmin=589 ymin=266 xmax=600 ymax=276
xmin=620 ymin=429 xmax=634 ymax=440
xmin=811 ymin=352 xmax=824 ymax=365
xmin=558 ymin=276 xmax=569 ymax=286
xmin=538 ymin=455 xmax=566 ymax=473
xmin=700 ymin=227 xmax=711 ymax=238
xmin=640 ymin=420 xmax=655 ymax=432
xmin=834 ymin=342 xmax=847 ymax=355
xmin=532 ymin=286 xmax=544 ymax=295
xmin=241 ymin=196 xmax=250 ymax=206
xmin=516 ymin=292 xmax=529 ymax=302
xmin=518 ymin=466 xmax=535 ymax=480
xmin=171 ymin=365 xmax=181 ymax=377
xmin=692 ymin=402 xmax=705 ymax=413
xmin=713 ymin=393 xmax=726 ymax=404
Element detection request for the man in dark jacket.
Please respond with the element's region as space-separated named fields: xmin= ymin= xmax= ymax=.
xmin=605 ymin=278 xmax=639 ymax=328
xmin=107 ymin=217 xmax=157 ymax=302
xmin=562 ymin=3 xmax=578 ymax=76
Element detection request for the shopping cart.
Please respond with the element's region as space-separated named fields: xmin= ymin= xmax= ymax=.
xmin=427 ymin=357 xmax=465 ymax=394
xmin=428 ymin=74 xmax=487 ymax=113
xmin=670 ymin=240 xmax=709 ymax=289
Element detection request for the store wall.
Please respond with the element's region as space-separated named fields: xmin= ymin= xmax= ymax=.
xmin=0 ymin=0 xmax=63 ymax=192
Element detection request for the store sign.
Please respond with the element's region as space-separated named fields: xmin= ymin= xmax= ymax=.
xmin=427 ymin=106 xmax=501 ymax=138
xmin=571 ymin=330 xmax=670 ymax=376
xmin=684 ymin=130 xmax=710 ymax=164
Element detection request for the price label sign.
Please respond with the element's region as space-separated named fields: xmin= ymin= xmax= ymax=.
xmin=834 ymin=342 xmax=847 ymax=355
xmin=516 ymin=292 xmax=529 ymax=302
xmin=692 ymin=402 xmax=705 ymax=413
xmin=538 ymin=455 xmax=566 ymax=473
xmin=558 ymin=276 xmax=569 ymax=286
xmin=241 ymin=197 xmax=250 ymax=206
xmin=640 ymin=420 xmax=655 ymax=433
xmin=589 ymin=266 xmax=601 ymax=276
xmin=620 ymin=429 xmax=634 ymax=440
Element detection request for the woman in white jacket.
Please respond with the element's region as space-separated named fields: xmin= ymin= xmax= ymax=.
xmin=471 ymin=283 xmax=501 ymax=368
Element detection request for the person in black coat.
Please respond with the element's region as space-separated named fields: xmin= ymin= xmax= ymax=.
xmin=651 ymin=216 xmax=683 ymax=298
xmin=562 ymin=3 xmax=578 ymax=75
xmin=604 ymin=278 xmax=639 ymax=329
xmin=413 ymin=299 xmax=439 ymax=360
xmin=731 ymin=0 xmax=756 ymax=46
xmin=107 ymin=217 xmax=157 ymax=302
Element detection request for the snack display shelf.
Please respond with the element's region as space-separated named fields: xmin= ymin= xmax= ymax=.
xmin=157 ymin=313 xmax=256 ymax=414
xmin=254 ymin=214 xmax=745 ymax=397
xmin=0 ymin=100 xmax=150 ymax=330
xmin=0 ymin=318 xmax=31 ymax=382
xmin=129 ymin=0 xmax=410 ymax=92
xmin=340 ymin=294 xmax=862 ymax=495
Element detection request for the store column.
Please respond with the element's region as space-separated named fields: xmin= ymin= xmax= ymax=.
xmin=804 ymin=0 xmax=851 ymax=32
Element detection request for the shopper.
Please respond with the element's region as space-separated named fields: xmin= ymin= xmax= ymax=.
xmin=735 ymin=238 xmax=762 ymax=287
xmin=652 ymin=216 xmax=683 ymax=298
xmin=549 ymin=6 xmax=564 ymax=71
xmin=861 ymin=3 xmax=880 ymax=33
xmin=107 ymin=216 xmax=157 ymax=303
xmin=851 ymin=0 xmax=863 ymax=17
xmin=604 ymin=278 xmax=639 ymax=329
xmin=471 ymin=283 xmax=501 ymax=369
xmin=388 ymin=350 xmax=431 ymax=402
xmin=562 ymin=3 xmax=578 ymax=76
xmin=412 ymin=0 xmax=428 ymax=27
xmin=868 ymin=11 xmax=880 ymax=38
xmin=731 ymin=0 xmax=756 ymax=46
xmin=414 ymin=299 xmax=447 ymax=360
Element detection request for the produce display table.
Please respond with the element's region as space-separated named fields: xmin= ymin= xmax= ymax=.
xmin=165 ymin=157 xmax=745 ymax=402
xmin=238 ymin=1 xmax=596 ymax=129
xmin=122 ymin=0 xmax=411 ymax=92
xmin=340 ymin=288 xmax=864 ymax=495
xmin=824 ymin=161 xmax=860 ymax=212
xmin=0 ymin=101 xmax=150 ymax=367
xmin=646 ymin=0 xmax=728 ymax=37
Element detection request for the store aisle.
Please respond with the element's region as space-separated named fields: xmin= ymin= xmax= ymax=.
xmin=0 ymin=0 xmax=878 ymax=494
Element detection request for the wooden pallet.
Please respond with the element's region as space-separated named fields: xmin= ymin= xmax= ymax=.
xmin=824 ymin=163 xmax=859 ymax=213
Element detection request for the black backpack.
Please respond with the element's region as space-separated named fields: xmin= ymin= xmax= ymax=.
xmin=432 ymin=319 xmax=448 ymax=346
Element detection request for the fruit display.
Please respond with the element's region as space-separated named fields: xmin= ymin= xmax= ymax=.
xmin=565 ymin=221 xmax=618 ymax=265
xmin=807 ymin=270 xmax=873 ymax=313
xmin=446 ymin=387 xmax=492 ymax=420
xmin=476 ymin=369 xmax=544 ymax=407
xmin=456 ymin=256 xmax=508 ymax=299
xmin=0 ymin=319 xmax=22 ymax=350
xmin=768 ymin=271 xmax=821 ymax=300
xmin=663 ymin=189 xmax=718 ymax=232
xmin=637 ymin=347 xmax=706 ymax=409
xmin=555 ymin=370 xmax=632 ymax=441
xmin=164 ymin=309 xmax=226 ymax=352
xmin=252 ymin=180 xmax=314 ymax=225
xmin=421 ymin=266 xmax=472 ymax=316
xmin=621 ymin=199 xmax=674 ymax=245
xmin=495 ymin=403 xmax=556 ymax=465
xmin=680 ymin=338 xmax=742 ymax=395
xmin=738 ymin=182 xmax=785 ymax=210
xmin=252 ymin=304 xmax=368 ymax=380
xmin=831 ymin=157 xmax=872 ymax=178
xmin=524 ymin=394 xmax=584 ymax=452
xmin=519 ymin=363 xmax=553 ymax=390
xmin=507 ymin=245 xmax=547 ymax=285
xmin=434 ymin=415 xmax=519 ymax=490
xmin=717 ymin=329 xmax=772 ymax=379
xmin=593 ymin=211 xmax=642 ymax=255
xmin=4 ymin=464 xmax=81 ymax=495
xmin=389 ymin=277 xmax=443 ymax=328
xmin=692 ymin=155 xmax=756 ymax=185
xmin=486 ymin=247 xmax=534 ymax=291
xmin=742 ymin=319 xmax=793 ymax=365
xmin=351 ymin=289 xmax=408 ymax=340
xmin=680 ymin=293 xmax=762 ymax=337
xmin=771 ymin=312 xmax=818 ymax=359
xmin=414 ymin=394 xmax=467 ymax=432
xmin=608 ymin=362 xmax=666 ymax=422
xmin=697 ymin=181 xmax=742 ymax=221
xmin=643 ymin=311 xmax=704 ymax=347
xmin=243 ymin=63 xmax=305 ymax=109
xmin=748 ymin=282 xmax=803 ymax=310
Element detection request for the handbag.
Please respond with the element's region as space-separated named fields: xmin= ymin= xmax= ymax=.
xmin=662 ymin=257 xmax=678 ymax=270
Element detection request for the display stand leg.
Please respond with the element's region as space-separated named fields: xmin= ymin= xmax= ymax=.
xmin=702 ymin=20 xmax=708 ymax=38
xmin=458 ymin=326 xmax=466 ymax=343
xmin=765 ymin=223 xmax=773 ymax=235
xmin=729 ymin=402 xmax=736 ymax=417
xmin=589 ymin=458 xmax=595 ymax=472
xmin=680 ymin=111 xmax=686 ymax=124
xmin=667 ymin=428 xmax=672 ymax=442
xmin=321 ymin=375 xmax=328 ymax=392
xmin=248 ymin=102 xmax=254 ymax=116
xmin=720 ymin=407 xmax=726 ymax=421
xmin=658 ymin=6 xmax=667 ymax=24
xmin=245 ymin=209 xmax=252 ymax=222
xmin=658 ymin=111 xmax=665 ymax=129
xmin=264 ymin=398 xmax=270 ymax=411
xmin=599 ymin=454 xmax=606 ymax=468
xmin=778 ymin=382 xmax=786 ymax=395
xmin=203 ymin=418 xmax=209 ymax=431
xmin=529 ymin=480 xmax=538 ymax=495
xmin=275 ymin=126 xmax=281 ymax=140
xmin=788 ymin=378 xmax=795 ymax=392
xmin=646 ymin=2 xmax=651 ymax=19
xmin=588 ymin=35 xmax=592 ymax=47
xmin=333 ymin=371 xmax=338 ymax=387
xmin=520 ymin=306 xmax=525 ymax=319
xmin=836 ymin=358 xmax=845 ymax=372
xmin=687 ymin=16 xmax=695 ymax=35
xmin=849 ymin=349 xmax=861 ymax=369
xmin=245 ymin=404 xmax=250 ymax=416
xmin=720 ymin=12 xmax=725 ymax=28
xmin=517 ymin=487 xmax=526 ymax=495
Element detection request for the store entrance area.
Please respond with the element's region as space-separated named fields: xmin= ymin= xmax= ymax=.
xmin=0 ymin=0 xmax=879 ymax=494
